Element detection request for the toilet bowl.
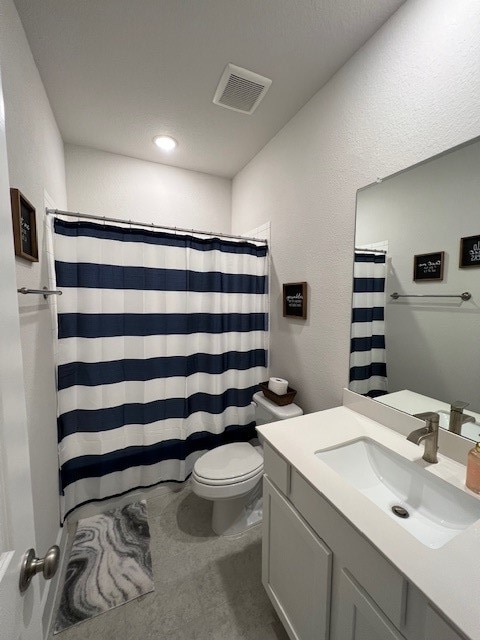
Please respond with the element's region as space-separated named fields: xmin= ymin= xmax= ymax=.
xmin=191 ymin=391 xmax=303 ymax=536
xmin=191 ymin=441 xmax=264 ymax=536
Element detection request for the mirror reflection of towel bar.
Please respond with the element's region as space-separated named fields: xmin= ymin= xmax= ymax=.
xmin=391 ymin=291 xmax=471 ymax=301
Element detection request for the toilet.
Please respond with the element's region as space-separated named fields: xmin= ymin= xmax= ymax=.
xmin=191 ymin=391 xmax=303 ymax=536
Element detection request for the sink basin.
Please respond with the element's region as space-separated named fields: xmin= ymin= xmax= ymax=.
xmin=315 ymin=437 xmax=480 ymax=548
xmin=436 ymin=410 xmax=480 ymax=441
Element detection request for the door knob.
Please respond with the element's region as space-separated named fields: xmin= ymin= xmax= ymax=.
xmin=19 ymin=545 xmax=60 ymax=593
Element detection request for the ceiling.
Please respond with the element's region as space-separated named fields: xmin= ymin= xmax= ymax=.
xmin=14 ymin=0 xmax=404 ymax=178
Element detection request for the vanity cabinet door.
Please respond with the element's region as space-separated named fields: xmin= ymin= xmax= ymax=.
xmin=424 ymin=605 xmax=468 ymax=640
xmin=332 ymin=569 xmax=406 ymax=640
xmin=262 ymin=477 xmax=332 ymax=640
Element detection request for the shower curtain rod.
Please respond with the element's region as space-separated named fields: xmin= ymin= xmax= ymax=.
xmin=46 ymin=208 xmax=268 ymax=244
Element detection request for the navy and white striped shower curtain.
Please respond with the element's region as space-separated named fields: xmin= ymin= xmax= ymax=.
xmin=48 ymin=217 xmax=268 ymax=519
xmin=349 ymin=251 xmax=387 ymax=398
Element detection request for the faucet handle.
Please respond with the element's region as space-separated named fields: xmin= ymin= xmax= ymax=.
xmin=413 ymin=411 xmax=440 ymax=427
xmin=451 ymin=400 xmax=469 ymax=411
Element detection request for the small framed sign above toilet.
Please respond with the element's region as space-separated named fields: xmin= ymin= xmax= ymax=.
xmin=283 ymin=282 xmax=307 ymax=319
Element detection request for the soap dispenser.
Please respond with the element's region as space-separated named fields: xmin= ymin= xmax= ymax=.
xmin=466 ymin=442 xmax=480 ymax=494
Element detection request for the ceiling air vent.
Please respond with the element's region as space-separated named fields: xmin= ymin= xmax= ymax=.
xmin=213 ymin=64 xmax=272 ymax=115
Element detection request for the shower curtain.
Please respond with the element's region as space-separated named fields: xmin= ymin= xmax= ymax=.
xmin=349 ymin=251 xmax=387 ymax=398
xmin=48 ymin=217 xmax=268 ymax=519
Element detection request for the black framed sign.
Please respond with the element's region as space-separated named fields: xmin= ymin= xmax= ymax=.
xmin=459 ymin=235 xmax=480 ymax=268
xmin=10 ymin=188 xmax=38 ymax=262
xmin=283 ymin=282 xmax=307 ymax=319
xmin=413 ymin=251 xmax=444 ymax=281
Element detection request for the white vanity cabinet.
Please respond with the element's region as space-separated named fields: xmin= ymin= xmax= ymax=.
xmin=334 ymin=569 xmax=406 ymax=640
xmin=262 ymin=443 xmax=468 ymax=640
xmin=263 ymin=478 xmax=332 ymax=640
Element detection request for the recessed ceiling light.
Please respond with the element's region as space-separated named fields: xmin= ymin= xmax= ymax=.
xmin=153 ymin=135 xmax=177 ymax=151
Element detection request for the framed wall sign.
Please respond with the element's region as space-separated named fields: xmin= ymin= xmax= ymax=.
xmin=10 ymin=188 xmax=38 ymax=262
xmin=413 ymin=251 xmax=444 ymax=281
xmin=283 ymin=282 xmax=307 ymax=319
xmin=459 ymin=234 xmax=480 ymax=268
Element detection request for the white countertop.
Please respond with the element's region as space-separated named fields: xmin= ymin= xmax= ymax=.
xmin=257 ymin=402 xmax=480 ymax=640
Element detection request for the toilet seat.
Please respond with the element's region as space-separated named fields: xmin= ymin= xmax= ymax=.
xmin=191 ymin=442 xmax=264 ymax=501
xmin=193 ymin=465 xmax=262 ymax=486
xmin=191 ymin=467 xmax=263 ymax=501
xmin=193 ymin=442 xmax=263 ymax=486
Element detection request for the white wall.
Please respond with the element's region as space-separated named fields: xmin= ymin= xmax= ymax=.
xmin=356 ymin=138 xmax=480 ymax=412
xmin=65 ymin=144 xmax=232 ymax=231
xmin=0 ymin=0 xmax=67 ymax=549
xmin=0 ymin=0 xmax=68 ymax=630
xmin=231 ymin=0 xmax=480 ymax=414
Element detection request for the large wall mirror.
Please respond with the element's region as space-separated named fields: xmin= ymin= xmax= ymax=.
xmin=351 ymin=136 xmax=480 ymax=442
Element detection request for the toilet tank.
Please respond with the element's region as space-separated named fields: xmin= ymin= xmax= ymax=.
xmin=252 ymin=391 xmax=303 ymax=426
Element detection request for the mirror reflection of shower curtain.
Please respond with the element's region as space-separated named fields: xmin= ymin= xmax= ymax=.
xmin=47 ymin=217 xmax=268 ymax=521
xmin=349 ymin=251 xmax=387 ymax=398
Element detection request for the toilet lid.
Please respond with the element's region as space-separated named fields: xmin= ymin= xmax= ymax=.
xmin=194 ymin=442 xmax=263 ymax=483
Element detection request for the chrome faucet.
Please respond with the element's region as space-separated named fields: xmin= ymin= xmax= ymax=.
xmin=407 ymin=412 xmax=440 ymax=463
xmin=449 ymin=400 xmax=475 ymax=435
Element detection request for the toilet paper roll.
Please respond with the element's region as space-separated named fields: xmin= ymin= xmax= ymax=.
xmin=268 ymin=377 xmax=288 ymax=395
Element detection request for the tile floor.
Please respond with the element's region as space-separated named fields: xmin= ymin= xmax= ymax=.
xmin=51 ymin=484 xmax=289 ymax=640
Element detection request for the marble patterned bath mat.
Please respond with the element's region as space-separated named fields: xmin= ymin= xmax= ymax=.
xmin=54 ymin=501 xmax=154 ymax=634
